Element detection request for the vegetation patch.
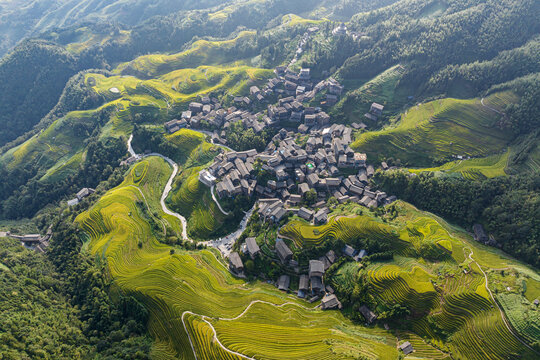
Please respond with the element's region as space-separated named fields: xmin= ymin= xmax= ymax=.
xmin=351 ymin=94 xmax=517 ymax=166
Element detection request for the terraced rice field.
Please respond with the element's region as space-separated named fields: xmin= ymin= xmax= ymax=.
xmin=5 ymin=34 xmax=272 ymax=189
xmin=335 ymin=64 xmax=410 ymax=120
xmin=160 ymin=129 xmax=227 ymax=240
xmin=116 ymin=31 xmax=258 ymax=78
xmin=351 ymin=93 xmax=518 ymax=166
xmin=167 ymin=168 xmax=228 ymax=240
xmin=64 ymin=26 xmax=130 ymax=54
xmin=368 ymin=267 xmax=438 ymax=313
xmin=447 ymin=307 xmax=531 ymax=360
xmin=90 ymin=64 xmax=272 ymax=112
xmin=321 ymin=202 xmax=539 ymax=359
xmin=398 ymin=217 xmax=460 ymax=260
xmin=396 ymin=331 xmax=450 ymax=359
xmin=77 ymin=156 xmax=396 ymax=359
xmin=211 ymin=302 xmax=397 ymax=360
xmin=165 ymin=129 xmax=220 ymax=166
xmin=0 ymin=106 xmax=107 ymax=172
xmin=279 ymin=215 xmax=400 ymax=248
xmin=409 ymin=151 xmax=509 ymax=179
xmin=0 ymin=102 xmax=125 ymax=185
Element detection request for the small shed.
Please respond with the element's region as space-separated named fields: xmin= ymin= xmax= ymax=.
xmin=229 ymin=252 xmax=244 ymax=273
xmin=359 ymin=305 xmax=377 ymax=324
xmin=321 ymin=294 xmax=342 ymax=310
xmin=245 ymin=237 xmax=260 ymax=259
xmin=278 ymin=275 xmax=290 ymax=291
xmin=343 ymin=245 xmax=356 ymax=257
xmin=399 ymin=341 xmax=414 ymax=355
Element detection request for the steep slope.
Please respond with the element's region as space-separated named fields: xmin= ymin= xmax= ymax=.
xmin=0 ymin=40 xmax=81 ymax=147
xmin=76 ymin=156 xmax=399 ymax=359
xmin=351 ymin=92 xmax=518 ymax=166
xmin=281 ymin=201 xmax=539 ymax=360
xmin=0 ymin=0 xmax=227 ymax=57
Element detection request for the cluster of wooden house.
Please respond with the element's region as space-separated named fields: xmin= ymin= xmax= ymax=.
xmin=364 ymin=102 xmax=385 ymax=122
xmin=163 ymin=65 xmax=347 ymax=148
xmin=7 ymin=226 xmax=52 ymax=253
xmin=229 ymin=236 xmax=383 ymax=317
xmin=272 ymin=239 xmax=340 ymax=306
xmin=202 ymin=121 xmax=395 ymax=225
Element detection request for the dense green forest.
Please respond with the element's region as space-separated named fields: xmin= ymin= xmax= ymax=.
xmin=337 ymin=0 xmax=540 ymax=95
xmin=0 ymin=40 xmax=83 ymax=146
xmin=0 ymin=231 xmax=151 ymax=359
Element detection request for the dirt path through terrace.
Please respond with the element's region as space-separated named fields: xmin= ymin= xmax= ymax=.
xmin=480 ymin=97 xmax=503 ymax=115
xmin=181 ymin=300 xmax=317 ymax=359
xmin=467 ymin=249 xmax=539 ymax=355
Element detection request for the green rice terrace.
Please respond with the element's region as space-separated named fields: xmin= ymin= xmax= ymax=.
xmin=280 ymin=202 xmax=539 ymax=359
xmin=162 ymin=129 xmax=231 ymax=240
xmin=0 ymin=32 xmax=272 ymax=188
xmin=76 ymin=157 xmax=400 ymax=360
xmin=408 ymin=152 xmax=509 ymax=180
xmin=1 ymin=1 xmax=539 ymax=359
xmin=74 ymin=155 xmax=539 ymax=359
xmin=351 ymin=91 xmax=519 ymax=166
xmin=166 ymin=167 xmax=230 ymax=240
xmin=115 ymin=31 xmax=259 ymax=78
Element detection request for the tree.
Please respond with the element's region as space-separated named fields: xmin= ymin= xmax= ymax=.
xmin=304 ymin=189 xmax=317 ymax=205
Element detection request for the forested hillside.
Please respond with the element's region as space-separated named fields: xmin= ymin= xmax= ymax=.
xmin=0 ymin=40 xmax=83 ymax=146
xmin=0 ymin=234 xmax=151 ymax=359
xmin=338 ymin=0 xmax=540 ymax=93
xmin=0 ymin=0 xmax=227 ymax=57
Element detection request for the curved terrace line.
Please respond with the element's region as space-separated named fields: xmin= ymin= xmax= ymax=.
xmin=468 ymin=249 xmax=540 ymax=355
xmin=181 ymin=299 xmax=319 ymax=360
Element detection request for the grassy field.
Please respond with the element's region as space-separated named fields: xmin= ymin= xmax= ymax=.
xmin=76 ymin=156 xmax=400 ymax=360
xmin=281 ymin=201 xmax=539 ymax=359
xmin=351 ymin=92 xmax=518 ymax=166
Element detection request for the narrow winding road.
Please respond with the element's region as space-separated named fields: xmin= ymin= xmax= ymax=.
xmin=127 ymin=135 xmax=253 ymax=255
xmin=467 ymin=249 xmax=539 ymax=355
xmin=210 ymin=185 xmax=229 ymax=215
